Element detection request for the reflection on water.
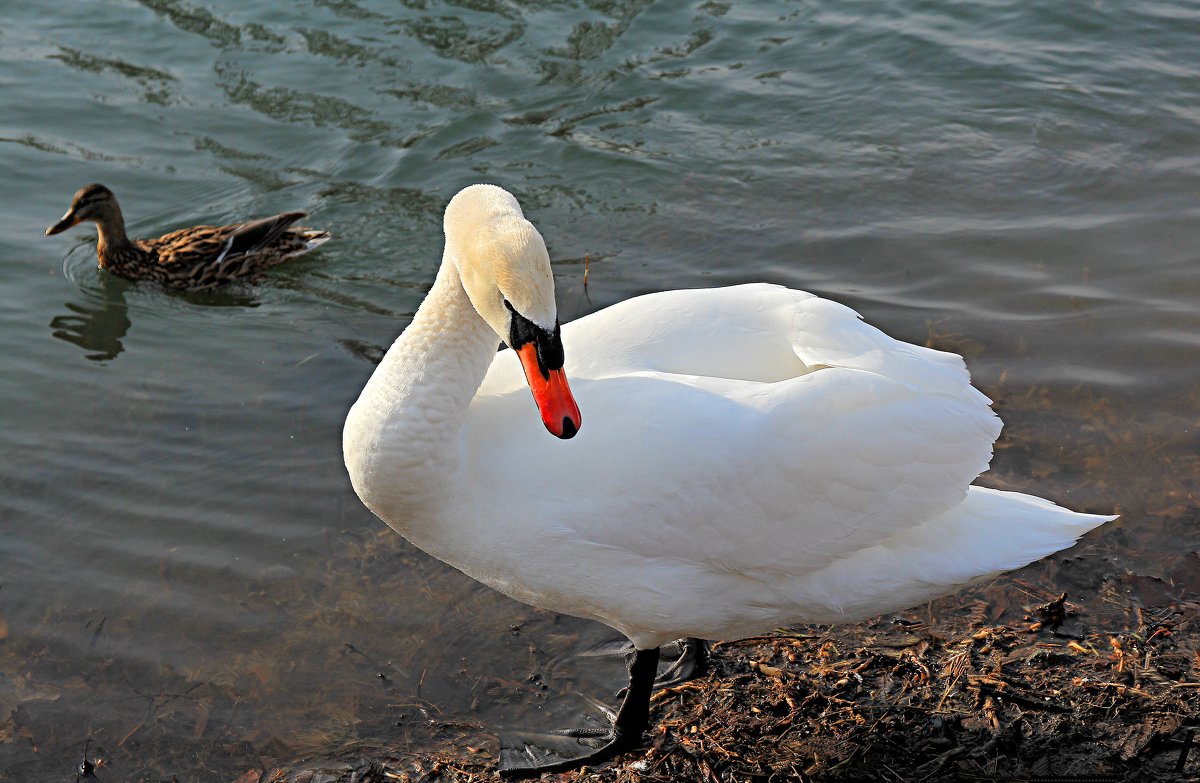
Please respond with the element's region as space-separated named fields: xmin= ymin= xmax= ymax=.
xmin=49 ymin=261 xmax=268 ymax=361
xmin=49 ymin=276 xmax=132 ymax=362
xmin=1 ymin=0 xmax=1198 ymax=780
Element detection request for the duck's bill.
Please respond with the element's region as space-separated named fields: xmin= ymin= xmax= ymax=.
xmin=45 ymin=211 xmax=80 ymax=236
xmin=515 ymin=342 xmax=581 ymax=439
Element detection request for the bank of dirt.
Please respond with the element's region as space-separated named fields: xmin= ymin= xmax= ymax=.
xmin=247 ymin=573 xmax=1199 ymax=783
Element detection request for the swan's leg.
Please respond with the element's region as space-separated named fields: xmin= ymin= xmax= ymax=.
xmin=498 ymin=646 xmax=660 ymax=779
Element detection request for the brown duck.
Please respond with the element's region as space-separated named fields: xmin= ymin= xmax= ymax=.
xmin=45 ymin=183 xmax=331 ymax=291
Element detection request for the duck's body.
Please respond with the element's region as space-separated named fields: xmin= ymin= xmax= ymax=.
xmin=343 ymin=184 xmax=1114 ymax=776
xmin=45 ymin=184 xmax=330 ymax=290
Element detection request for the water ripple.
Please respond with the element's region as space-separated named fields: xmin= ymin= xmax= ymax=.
xmin=4 ymin=0 xmax=1200 ymax=778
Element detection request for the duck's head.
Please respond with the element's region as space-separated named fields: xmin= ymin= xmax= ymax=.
xmin=444 ymin=184 xmax=581 ymax=440
xmin=45 ymin=183 xmax=123 ymax=236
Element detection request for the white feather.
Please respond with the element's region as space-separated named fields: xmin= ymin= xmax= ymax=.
xmin=344 ymin=186 xmax=1115 ymax=650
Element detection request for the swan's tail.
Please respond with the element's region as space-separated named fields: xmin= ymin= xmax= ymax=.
xmin=783 ymin=486 xmax=1116 ymax=624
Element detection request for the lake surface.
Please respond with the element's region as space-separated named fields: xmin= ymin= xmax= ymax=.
xmin=2 ymin=1 xmax=1198 ymax=779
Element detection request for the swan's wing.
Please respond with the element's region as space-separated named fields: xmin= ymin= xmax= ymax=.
xmin=566 ymin=284 xmax=820 ymax=382
xmin=566 ymin=368 xmax=996 ymax=572
xmin=467 ymin=284 xmax=1000 ymax=577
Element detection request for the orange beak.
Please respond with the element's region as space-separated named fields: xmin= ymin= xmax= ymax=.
xmin=515 ymin=342 xmax=581 ymax=439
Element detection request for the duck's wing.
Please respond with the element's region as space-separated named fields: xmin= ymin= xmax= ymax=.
xmin=138 ymin=212 xmax=323 ymax=289
xmin=139 ymin=225 xmax=224 ymax=265
xmin=147 ymin=211 xmax=309 ymax=267
xmin=212 ymin=211 xmax=309 ymax=262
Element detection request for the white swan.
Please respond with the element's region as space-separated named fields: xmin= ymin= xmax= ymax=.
xmin=343 ymin=184 xmax=1115 ymax=777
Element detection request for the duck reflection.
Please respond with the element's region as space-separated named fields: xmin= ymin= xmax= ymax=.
xmin=50 ymin=274 xmax=131 ymax=361
xmin=50 ymin=267 xmax=268 ymax=362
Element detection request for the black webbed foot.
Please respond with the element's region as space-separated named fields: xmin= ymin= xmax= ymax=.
xmin=498 ymin=725 xmax=636 ymax=779
xmin=652 ymin=637 xmax=709 ymax=689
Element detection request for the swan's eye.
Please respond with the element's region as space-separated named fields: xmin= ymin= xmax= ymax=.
xmin=504 ymin=299 xmax=579 ymax=439
xmin=504 ymin=300 xmax=563 ymax=379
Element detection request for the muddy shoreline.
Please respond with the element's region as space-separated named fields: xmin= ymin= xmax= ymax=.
xmin=243 ymin=568 xmax=1198 ymax=783
xmin=33 ymin=377 xmax=1199 ymax=783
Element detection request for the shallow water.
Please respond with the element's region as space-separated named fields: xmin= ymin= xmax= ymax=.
xmin=1 ymin=0 xmax=1198 ymax=779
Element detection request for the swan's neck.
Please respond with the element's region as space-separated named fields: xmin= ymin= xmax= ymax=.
xmin=344 ymin=258 xmax=499 ymax=525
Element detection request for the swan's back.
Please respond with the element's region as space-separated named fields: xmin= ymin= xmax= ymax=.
xmin=560 ymin=285 xmax=962 ymax=384
xmin=565 ymin=284 xmax=819 ymax=383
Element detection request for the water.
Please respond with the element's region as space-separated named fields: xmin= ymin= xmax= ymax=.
xmin=2 ymin=0 xmax=1199 ymax=779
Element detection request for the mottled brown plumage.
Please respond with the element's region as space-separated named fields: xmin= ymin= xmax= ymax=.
xmin=45 ymin=184 xmax=331 ymax=291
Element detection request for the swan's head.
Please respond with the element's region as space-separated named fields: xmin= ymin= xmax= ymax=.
xmin=445 ymin=184 xmax=581 ymax=439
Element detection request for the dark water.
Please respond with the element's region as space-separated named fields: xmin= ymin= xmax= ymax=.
xmin=2 ymin=1 xmax=1198 ymax=779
